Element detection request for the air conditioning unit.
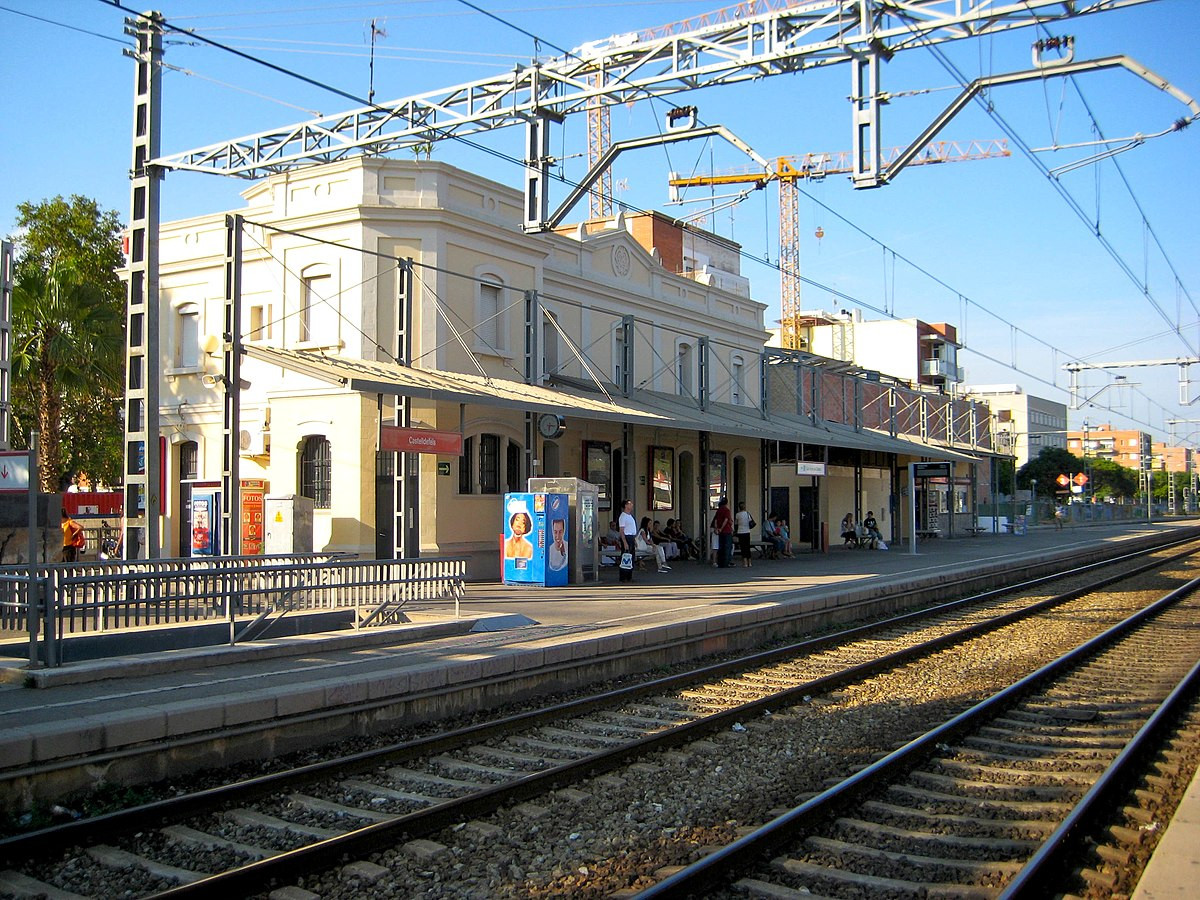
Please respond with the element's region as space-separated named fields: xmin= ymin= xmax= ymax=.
xmin=798 ymin=337 xmax=810 ymax=351
xmin=239 ymin=425 xmax=269 ymax=457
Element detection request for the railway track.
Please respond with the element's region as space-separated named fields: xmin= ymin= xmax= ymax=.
xmin=642 ymin=576 xmax=1200 ymax=899
xmin=0 ymin=541 xmax=1197 ymax=899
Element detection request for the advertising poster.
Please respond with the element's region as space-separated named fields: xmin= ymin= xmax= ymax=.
xmin=502 ymin=492 xmax=568 ymax=586
xmin=241 ymin=479 xmax=268 ymax=555
xmin=544 ymin=493 xmax=569 ymax=587
xmin=190 ymin=488 xmax=219 ymax=556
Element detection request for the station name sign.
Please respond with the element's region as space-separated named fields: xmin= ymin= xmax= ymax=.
xmin=380 ymin=425 xmax=463 ymax=456
xmin=795 ymin=461 xmax=827 ymax=477
xmin=913 ymin=462 xmax=951 ymax=478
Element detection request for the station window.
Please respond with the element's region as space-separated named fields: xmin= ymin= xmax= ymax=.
xmin=299 ymin=270 xmax=330 ymax=344
xmin=479 ymin=433 xmax=501 ymax=494
xmin=299 ymin=435 xmax=331 ymax=509
xmin=476 ymin=278 xmax=505 ymax=353
xmin=459 ymin=437 xmax=474 ymax=494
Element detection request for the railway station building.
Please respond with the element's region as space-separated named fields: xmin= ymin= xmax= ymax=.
xmin=153 ymin=156 xmax=998 ymax=577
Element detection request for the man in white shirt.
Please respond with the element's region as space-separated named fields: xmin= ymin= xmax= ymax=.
xmin=618 ymin=499 xmax=637 ymax=582
xmin=618 ymin=500 xmax=637 ymax=551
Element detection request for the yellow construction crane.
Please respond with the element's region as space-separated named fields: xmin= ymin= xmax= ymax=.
xmin=668 ymin=139 xmax=1011 ymax=350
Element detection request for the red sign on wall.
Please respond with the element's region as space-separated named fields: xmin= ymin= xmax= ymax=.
xmin=241 ymin=479 xmax=268 ymax=555
xmin=380 ymin=425 xmax=463 ymax=456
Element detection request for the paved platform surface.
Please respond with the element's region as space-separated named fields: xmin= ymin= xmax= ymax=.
xmin=0 ymin=520 xmax=1196 ymax=896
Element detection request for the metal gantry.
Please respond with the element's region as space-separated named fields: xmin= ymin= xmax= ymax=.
xmin=1066 ymin=357 xmax=1200 ymax=408
xmin=149 ymin=0 xmax=1154 ymax=181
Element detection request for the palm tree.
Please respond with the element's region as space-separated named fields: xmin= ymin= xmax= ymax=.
xmin=12 ymin=262 xmax=124 ymax=492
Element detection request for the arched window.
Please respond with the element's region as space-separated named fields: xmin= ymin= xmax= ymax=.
xmin=542 ymin=313 xmax=560 ymax=380
xmin=613 ymin=326 xmax=626 ymax=388
xmin=731 ymin=354 xmax=745 ymax=405
xmin=299 ymin=435 xmax=331 ymax=509
xmin=179 ymin=441 xmax=198 ymax=481
xmin=507 ymin=441 xmax=523 ymax=493
xmin=299 ymin=264 xmax=333 ymax=346
xmin=476 ymin=276 xmax=506 ymax=352
xmin=478 ymin=433 xmax=501 ymax=494
xmin=172 ymin=300 xmax=200 ymax=369
xmin=676 ymin=341 xmax=693 ymax=396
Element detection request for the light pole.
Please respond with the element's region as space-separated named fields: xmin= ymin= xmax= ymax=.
xmin=1031 ymin=477 xmax=1037 ymax=525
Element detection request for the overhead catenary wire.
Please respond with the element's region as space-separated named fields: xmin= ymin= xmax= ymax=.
xmin=94 ymin=0 xmax=1187 ymax=439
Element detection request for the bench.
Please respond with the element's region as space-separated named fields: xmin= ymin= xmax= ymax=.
xmin=965 ymin=526 xmax=988 ymax=537
xmin=600 ymin=548 xmax=658 ymax=569
xmin=916 ymin=529 xmax=941 ymax=541
xmin=750 ymin=540 xmax=778 ymax=559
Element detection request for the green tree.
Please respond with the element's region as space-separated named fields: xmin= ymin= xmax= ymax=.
xmin=1089 ymin=458 xmax=1138 ymax=501
xmin=1016 ymin=446 xmax=1082 ymax=498
xmin=8 ymin=196 xmax=125 ymax=492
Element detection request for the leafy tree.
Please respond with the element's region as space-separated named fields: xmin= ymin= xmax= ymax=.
xmin=1016 ymin=446 xmax=1082 ymax=498
xmin=8 ymin=196 xmax=125 ymax=492
xmin=14 ymin=195 xmax=123 ymax=292
xmin=1151 ymin=470 xmax=1189 ymax=503
xmin=1089 ymin=458 xmax=1138 ymax=500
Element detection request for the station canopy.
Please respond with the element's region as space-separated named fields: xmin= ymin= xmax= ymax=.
xmin=247 ymin=345 xmax=979 ymax=464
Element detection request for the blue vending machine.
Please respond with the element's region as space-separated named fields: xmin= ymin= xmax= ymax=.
xmin=503 ymin=492 xmax=569 ymax=587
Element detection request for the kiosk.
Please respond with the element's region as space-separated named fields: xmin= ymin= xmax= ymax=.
xmin=527 ymin=477 xmax=600 ymax=583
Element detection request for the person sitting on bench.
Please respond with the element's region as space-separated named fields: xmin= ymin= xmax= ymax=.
xmin=862 ymin=510 xmax=882 ymax=548
xmin=762 ymin=515 xmax=789 ymax=557
xmin=840 ymin=512 xmax=858 ymax=548
xmin=638 ymin=517 xmax=670 ymax=572
xmin=651 ymin=520 xmax=680 ymax=561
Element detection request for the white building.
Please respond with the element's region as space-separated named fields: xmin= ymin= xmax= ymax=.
xmin=962 ymin=384 xmax=1067 ymax=470
xmin=154 ymin=157 xmax=996 ymax=574
xmin=770 ymin=309 xmax=963 ymax=390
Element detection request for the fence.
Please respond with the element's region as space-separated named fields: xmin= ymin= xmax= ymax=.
xmin=0 ymin=553 xmax=467 ymax=667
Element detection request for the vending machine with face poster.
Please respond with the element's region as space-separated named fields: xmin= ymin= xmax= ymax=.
xmin=502 ymin=491 xmax=569 ymax=587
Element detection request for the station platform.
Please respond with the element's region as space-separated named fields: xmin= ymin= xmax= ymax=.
xmin=0 ymin=520 xmax=1196 ymax=896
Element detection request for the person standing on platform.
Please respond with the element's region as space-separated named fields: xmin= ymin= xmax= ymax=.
xmin=618 ymin=499 xmax=638 ymax=582
xmin=61 ymin=512 xmax=85 ymax=563
xmin=713 ymin=497 xmax=734 ymax=568
xmin=734 ymin=501 xmax=754 ymax=567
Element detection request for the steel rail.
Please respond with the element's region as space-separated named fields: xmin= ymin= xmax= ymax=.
xmin=637 ymin=575 xmax=1200 ymax=898
xmin=1000 ymin=655 xmax=1200 ymax=898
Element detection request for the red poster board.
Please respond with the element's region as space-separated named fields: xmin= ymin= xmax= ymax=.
xmin=241 ymin=479 xmax=268 ymax=555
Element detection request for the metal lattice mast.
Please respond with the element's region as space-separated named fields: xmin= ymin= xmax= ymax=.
xmin=123 ymin=11 xmax=164 ymax=559
xmin=778 ymin=179 xmax=799 ymax=349
xmin=587 ymin=75 xmax=612 ymax=219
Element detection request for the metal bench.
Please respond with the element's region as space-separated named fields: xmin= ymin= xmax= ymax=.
xmin=916 ymin=529 xmax=941 ymax=541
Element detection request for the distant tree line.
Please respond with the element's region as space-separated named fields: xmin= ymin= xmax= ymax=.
xmin=1016 ymin=445 xmax=1184 ymax=503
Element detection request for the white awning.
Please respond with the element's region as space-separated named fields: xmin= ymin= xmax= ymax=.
xmin=246 ymin=345 xmax=986 ymax=462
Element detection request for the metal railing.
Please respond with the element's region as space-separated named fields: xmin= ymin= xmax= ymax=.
xmin=1 ymin=553 xmax=467 ymax=668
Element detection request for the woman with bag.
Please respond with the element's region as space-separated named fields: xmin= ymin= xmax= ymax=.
xmin=734 ymin=501 xmax=754 ymax=567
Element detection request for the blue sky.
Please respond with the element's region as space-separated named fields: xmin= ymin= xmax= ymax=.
xmin=2 ymin=0 xmax=1198 ymax=446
